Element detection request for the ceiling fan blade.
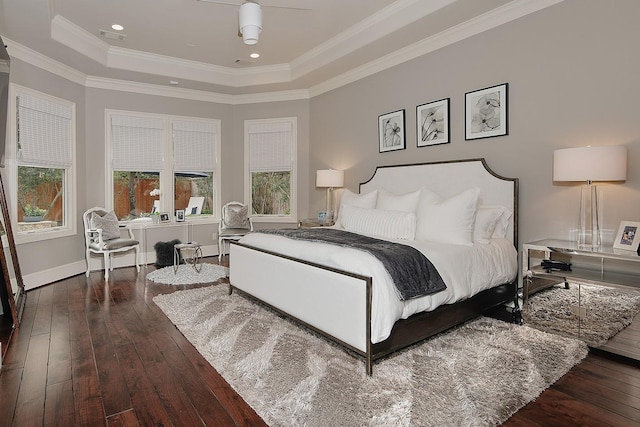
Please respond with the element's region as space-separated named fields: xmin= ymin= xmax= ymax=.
xmin=197 ymin=0 xmax=312 ymax=10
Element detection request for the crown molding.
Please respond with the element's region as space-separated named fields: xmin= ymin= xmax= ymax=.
xmin=309 ymin=0 xmax=565 ymax=97
xmin=86 ymin=75 xmax=309 ymax=104
xmin=51 ymin=15 xmax=292 ymax=88
xmin=291 ymin=0 xmax=456 ymax=80
xmin=4 ymin=37 xmax=87 ymax=86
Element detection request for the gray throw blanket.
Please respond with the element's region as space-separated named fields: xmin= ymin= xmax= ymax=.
xmin=256 ymin=228 xmax=446 ymax=301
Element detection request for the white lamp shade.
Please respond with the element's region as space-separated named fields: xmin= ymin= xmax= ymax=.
xmin=239 ymin=2 xmax=262 ymax=45
xmin=316 ymin=169 xmax=344 ymax=188
xmin=553 ymin=145 xmax=627 ymax=182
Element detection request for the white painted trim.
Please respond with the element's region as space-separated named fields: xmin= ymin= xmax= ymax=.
xmin=23 ymin=244 xmax=219 ymax=289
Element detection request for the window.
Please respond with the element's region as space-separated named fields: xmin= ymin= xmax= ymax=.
xmin=173 ymin=119 xmax=217 ymax=216
xmin=107 ymin=111 xmax=220 ymax=221
xmin=12 ymin=86 xmax=75 ymax=239
xmin=244 ymin=118 xmax=297 ymax=221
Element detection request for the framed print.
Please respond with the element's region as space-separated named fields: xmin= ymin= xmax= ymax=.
xmin=613 ymin=221 xmax=640 ymax=252
xmin=378 ymin=109 xmax=405 ymax=152
xmin=159 ymin=212 xmax=171 ymax=223
xmin=465 ymin=83 xmax=508 ymax=140
xmin=417 ymin=98 xmax=450 ymax=147
xmin=175 ymin=209 xmax=185 ymax=222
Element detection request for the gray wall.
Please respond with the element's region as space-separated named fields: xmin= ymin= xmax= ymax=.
xmin=6 ymin=0 xmax=640 ymax=286
xmin=309 ymin=0 xmax=640 ymax=247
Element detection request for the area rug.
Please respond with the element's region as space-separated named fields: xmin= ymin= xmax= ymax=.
xmin=524 ymin=283 xmax=640 ymax=347
xmin=145 ymin=263 xmax=228 ymax=285
xmin=153 ymin=285 xmax=588 ymax=427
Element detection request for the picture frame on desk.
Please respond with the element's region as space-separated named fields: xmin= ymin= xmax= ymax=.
xmin=159 ymin=212 xmax=171 ymax=223
xmin=176 ymin=209 xmax=185 ymax=222
xmin=613 ymin=220 xmax=640 ymax=252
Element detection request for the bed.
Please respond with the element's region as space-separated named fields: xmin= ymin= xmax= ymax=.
xmin=229 ymin=158 xmax=519 ymax=375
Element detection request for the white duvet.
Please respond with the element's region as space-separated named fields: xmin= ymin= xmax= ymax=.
xmin=238 ymin=231 xmax=517 ymax=343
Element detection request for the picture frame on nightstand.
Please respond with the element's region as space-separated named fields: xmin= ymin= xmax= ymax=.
xmin=613 ymin=220 xmax=640 ymax=252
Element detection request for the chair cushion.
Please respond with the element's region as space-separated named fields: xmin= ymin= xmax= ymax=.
xmin=220 ymin=228 xmax=251 ymax=237
xmin=90 ymin=238 xmax=139 ymax=251
xmin=224 ymin=204 xmax=250 ymax=229
xmin=90 ymin=210 xmax=121 ymax=240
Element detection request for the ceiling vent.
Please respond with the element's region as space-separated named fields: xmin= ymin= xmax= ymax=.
xmin=99 ymin=29 xmax=126 ymax=41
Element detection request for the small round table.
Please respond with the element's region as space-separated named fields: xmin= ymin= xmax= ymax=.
xmin=174 ymin=242 xmax=203 ymax=273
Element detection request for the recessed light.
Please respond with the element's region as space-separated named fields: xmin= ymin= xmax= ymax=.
xmin=186 ymin=43 xmax=197 ymax=47
xmin=111 ymin=24 xmax=124 ymax=31
xmin=169 ymin=80 xmax=179 ymax=85
xmin=250 ymin=53 xmax=260 ymax=59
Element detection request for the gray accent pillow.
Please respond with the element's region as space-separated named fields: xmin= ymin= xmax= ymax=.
xmin=90 ymin=210 xmax=121 ymax=240
xmin=225 ymin=205 xmax=249 ymax=229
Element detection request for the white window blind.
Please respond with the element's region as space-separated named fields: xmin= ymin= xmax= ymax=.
xmin=111 ymin=115 xmax=164 ymax=172
xmin=248 ymin=121 xmax=292 ymax=172
xmin=173 ymin=120 xmax=217 ymax=172
xmin=17 ymin=91 xmax=72 ymax=168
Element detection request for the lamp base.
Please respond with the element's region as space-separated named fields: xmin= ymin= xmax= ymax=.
xmin=577 ymin=183 xmax=601 ymax=249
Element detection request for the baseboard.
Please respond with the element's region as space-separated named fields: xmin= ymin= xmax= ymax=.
xmin=23 ymin=244 xmax=219 ymax=289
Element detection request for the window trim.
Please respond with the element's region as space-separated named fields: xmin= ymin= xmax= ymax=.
xmin=7 ymin=83 xmax=77 ymax=244
xmin=243 ymin=117 xmax=297 ymax=223
xmin=105 ymin=110 xmax=221 ymax=223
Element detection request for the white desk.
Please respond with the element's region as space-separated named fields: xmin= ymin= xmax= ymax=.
xmin=130 ymin=220 xmax=193 ymax=266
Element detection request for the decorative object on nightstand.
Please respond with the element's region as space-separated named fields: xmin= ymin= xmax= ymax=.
xmin=316 ymin=169 xmax=344 ymax=222
xmin=613 ymin=220 xmax=640 ymax=253
xmin=553 ymin=145 xmax=627 ymax=248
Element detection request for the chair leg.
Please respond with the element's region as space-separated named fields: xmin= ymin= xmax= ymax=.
xmin=104 ymin=252 xmax=110 ymax=280
xmin=218 ymin=237 xmax=223 ymax=262
xmin=85 ymin=250 xmax=91 ymax=277
xmin=134 ymin=246 xmax=141 ymax=272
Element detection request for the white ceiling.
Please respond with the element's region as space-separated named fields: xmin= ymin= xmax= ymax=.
xmin=0 ymin=0 xmax=562 ymax=96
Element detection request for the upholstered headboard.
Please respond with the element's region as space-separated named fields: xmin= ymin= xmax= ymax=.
xmin=359 ymin=158 xmax=518 ymax=246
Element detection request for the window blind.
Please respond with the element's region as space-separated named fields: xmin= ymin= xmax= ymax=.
xmin=172 ymin=120 xmax=217 ymax=172
xmin=248 ymin=121 xmax=292 ymax=173
xmin=111 ymin=115 xmax=164 ymax=172
xmin=17 ymin=91 xmax=72 ymax=168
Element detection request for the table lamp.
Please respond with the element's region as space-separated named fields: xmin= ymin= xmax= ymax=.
xmin=316 ymin=169 xmax=344 ymax=222
xmin=553 ymin=145 xmax=627 ymax=248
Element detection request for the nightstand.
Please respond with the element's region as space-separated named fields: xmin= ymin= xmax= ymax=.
xmin=522 ymin=238 xmax=640 ymax=359
xmin=298 ymin=219 xmax=335 ymax=228
xmin=522 ymin=239 xmax=640 ymax=299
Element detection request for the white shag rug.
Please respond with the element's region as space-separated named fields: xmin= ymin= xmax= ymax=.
xmin=154 ymin=285 xmax=589 ymax=426
xmin=524 ymin=283 xmax=640 ymax=347
xmin=146 ymin=263 xmax=229 ymax=285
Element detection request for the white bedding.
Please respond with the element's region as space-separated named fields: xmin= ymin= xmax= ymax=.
xmin=238 ymin=231 xmax=517 ymax=343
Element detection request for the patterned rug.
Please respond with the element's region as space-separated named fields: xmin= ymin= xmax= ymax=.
xmin=153 ymin=284 xmax=588 ymax=427
xmin=524 ymin=283 xmax=640 ymax=347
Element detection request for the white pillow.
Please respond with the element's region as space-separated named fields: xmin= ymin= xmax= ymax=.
xmin=492 ymin=206 xmax=512 ymax=239
xmin=376 ymin=188 xmax=421 ymax=213
xmin=335 ymin=189 xmax=378 ymax=228
xmin=341 ymin=205 xmax=416 ymax=240
xmin=90 ymin=210 xmax=121 ymax=240
xmin=473 ymin=206 xmax=506 ymax=244
xmin=415 ymin=187 xmax=480 ymax=245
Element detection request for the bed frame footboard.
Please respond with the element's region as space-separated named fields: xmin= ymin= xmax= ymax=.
xmin=229 ymin=241 xmax=517 ymax=376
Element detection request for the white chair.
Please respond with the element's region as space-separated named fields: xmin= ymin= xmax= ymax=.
xmin=83 ymin=207 xmax=140 ymax=280
xmin=218 ymin=201 xmax=253 ymax=261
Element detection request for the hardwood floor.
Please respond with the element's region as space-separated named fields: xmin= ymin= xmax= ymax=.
xmin=1 ymin=259 xmax=639 ymax=426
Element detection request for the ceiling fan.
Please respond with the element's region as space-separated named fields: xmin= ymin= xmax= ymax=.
xmin=198 ymin=0 xmax=312 ymax=45
xmin=196 ymin=0 xmax=312 ymax=11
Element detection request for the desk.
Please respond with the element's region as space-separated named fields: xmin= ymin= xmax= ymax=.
xmin=130 ymin=220 xmax=193 ymax=266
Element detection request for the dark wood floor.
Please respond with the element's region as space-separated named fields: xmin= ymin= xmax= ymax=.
xmin=1 ymin=260 xmax=639 ymax=426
